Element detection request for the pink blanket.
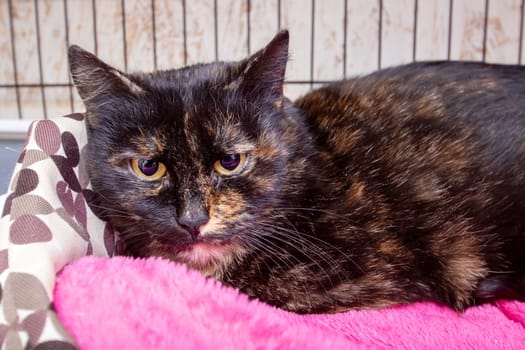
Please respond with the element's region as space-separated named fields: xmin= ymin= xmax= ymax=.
xmin=55 ymin=256 xmax=525 ymax=349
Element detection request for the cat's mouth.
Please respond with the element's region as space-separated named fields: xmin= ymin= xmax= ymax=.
xmin=157 ymin=239 xmax=246 ymax=277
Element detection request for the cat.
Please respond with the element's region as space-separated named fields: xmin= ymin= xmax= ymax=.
xmin=68 ymin=31 xmax=525 ymax=314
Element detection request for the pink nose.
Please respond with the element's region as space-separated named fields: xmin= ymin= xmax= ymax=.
xmin=177 ymin=214 xmax=209 ymax=240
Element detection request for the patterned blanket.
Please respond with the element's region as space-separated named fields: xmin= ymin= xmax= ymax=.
xmin=0 ymin=114 xmax=112 ymax=348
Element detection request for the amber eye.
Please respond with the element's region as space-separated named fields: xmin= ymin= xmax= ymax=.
xmin=130 ymin=159 xmax=167 ymax=180
xmin=214 ymin=153 xmax=247 ymax=175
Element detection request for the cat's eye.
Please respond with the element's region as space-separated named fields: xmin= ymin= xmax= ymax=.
xmin=214 ymin=153 xmax=247 ymax=175
xmin=130 ymin=159 xmax=167 ymax=180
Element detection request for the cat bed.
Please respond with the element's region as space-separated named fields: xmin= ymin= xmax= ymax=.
xmin=1 ymin=114 xmax=525 ymax=349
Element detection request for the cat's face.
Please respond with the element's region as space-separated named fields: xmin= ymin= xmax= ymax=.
xmin=69 ymin=31 xmax=316 ymax=275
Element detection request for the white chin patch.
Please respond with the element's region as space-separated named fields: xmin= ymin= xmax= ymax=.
xmin=176 ymin=242 xmax=245 ymax=276
xmin=178 ymin=243 xmax=226 ymax=264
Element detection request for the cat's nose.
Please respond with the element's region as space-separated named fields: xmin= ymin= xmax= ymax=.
xmin=177 ymin=208 xmax=210 ymax=240
xmin=178 ymin=215 xmax=209 ymax=240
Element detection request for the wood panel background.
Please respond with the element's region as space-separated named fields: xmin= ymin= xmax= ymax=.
xmin=0 ymin=0 xmax=524 ymax=135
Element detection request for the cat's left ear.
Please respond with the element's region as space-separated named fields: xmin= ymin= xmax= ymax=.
xmin=236 ymin=30 xmax=289 ymax=99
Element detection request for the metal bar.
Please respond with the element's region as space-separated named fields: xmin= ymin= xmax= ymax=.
xmin=93 ymin=0 xmax=98 ymax=54
xmin=518 ymin=0 xmax=525 ymax=64
xmin=63 ymin=0 xmax=74 ymax=114
xmin=0 ymin=83 xmax=72 ymax=88
xmin=277 ymin=0 xmax=281 ymax=31
xmin=378 ymin=0 xmax=383 ymax=69
xmin=284 ymin=80 xmax=339 ymax=84
xmin=482 ymin=0 xmax=489 ymax=62
xmin=310 ymin=0 xmax=315 ymax=88
xmin=7 ymin=0 xmax=22 ymax=120
xmin=34 ymin=0 xmax=48 ymax=119
xmin=151 ymin=0 xmax=158 ymax=70
xmin=343 ymin=0 xmax=348 ymax=77
xmin=246 ymin=0 xmax=251 ymax=55
xmin=121 ymin=0 xmax=128 ymax=71
xmin=214 ymin=0 xmax=219 ymax=60
xmin=413 ymin=0 xmax=418 ymax=61
xmin=447 ymin=0 xmax=453 ymax=60
xmin=182 ymin=0 xmax=188 ymax=65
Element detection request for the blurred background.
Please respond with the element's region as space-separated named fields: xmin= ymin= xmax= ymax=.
xmin=0 ymin=0 xmax=524 ymax=190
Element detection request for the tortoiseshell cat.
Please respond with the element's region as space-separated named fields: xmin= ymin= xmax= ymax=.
xmin=69 ymin=31 xmax=525 ymax=314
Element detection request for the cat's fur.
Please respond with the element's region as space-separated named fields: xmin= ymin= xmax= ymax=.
xmin=69 ymin=31 xmax=525 ymax=314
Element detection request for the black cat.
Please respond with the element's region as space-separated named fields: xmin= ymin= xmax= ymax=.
xmin=69 ymin=31 xmax=525 ymax=313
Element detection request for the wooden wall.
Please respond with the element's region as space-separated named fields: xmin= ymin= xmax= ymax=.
xmin=0 ymin=0 xmax=523 ymax=126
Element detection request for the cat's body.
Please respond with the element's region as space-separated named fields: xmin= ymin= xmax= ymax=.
xmin=69 ymin=31 xmax=525 ymax=314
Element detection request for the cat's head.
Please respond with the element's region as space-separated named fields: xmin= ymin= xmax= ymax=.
xmin=69 ymin=31 xmax=318 ymax=275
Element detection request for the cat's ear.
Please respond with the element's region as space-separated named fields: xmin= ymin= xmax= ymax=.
xmin=68 ymin=45 xmax=144 ymax=108
xmin=236 ymin=30 xmax=289 ymax=99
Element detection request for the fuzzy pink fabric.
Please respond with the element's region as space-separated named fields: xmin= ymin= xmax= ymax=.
xmin=54 ymin=256 xmax=525 ymax=349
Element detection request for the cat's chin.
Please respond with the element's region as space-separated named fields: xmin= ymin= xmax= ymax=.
xmin=161 ymin=241 xmax=246 ymax=277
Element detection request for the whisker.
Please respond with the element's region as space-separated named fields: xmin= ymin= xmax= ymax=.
xmin=273 ymin=206 xmax=352 ymax=221
xmin=258 ymin=217 xmax=366 ymax=285
xmin=243 ymin=232 xmax=314 ymax=309
xmin=247 ymin=232 xmax=304 ymax=271
xmin=266 ymin=210 xmax=365 ymax=274
xmin=241 ymin=235 xmax=291 ymax=272
xmin=87 ymin=203 xmax=136 ymax=217
xmin=256 ymin=222 xmax=344 ymax=291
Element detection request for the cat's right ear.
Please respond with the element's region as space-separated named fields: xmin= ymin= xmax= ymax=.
xmin=68 ymin=45 xmax=144 ymax=109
